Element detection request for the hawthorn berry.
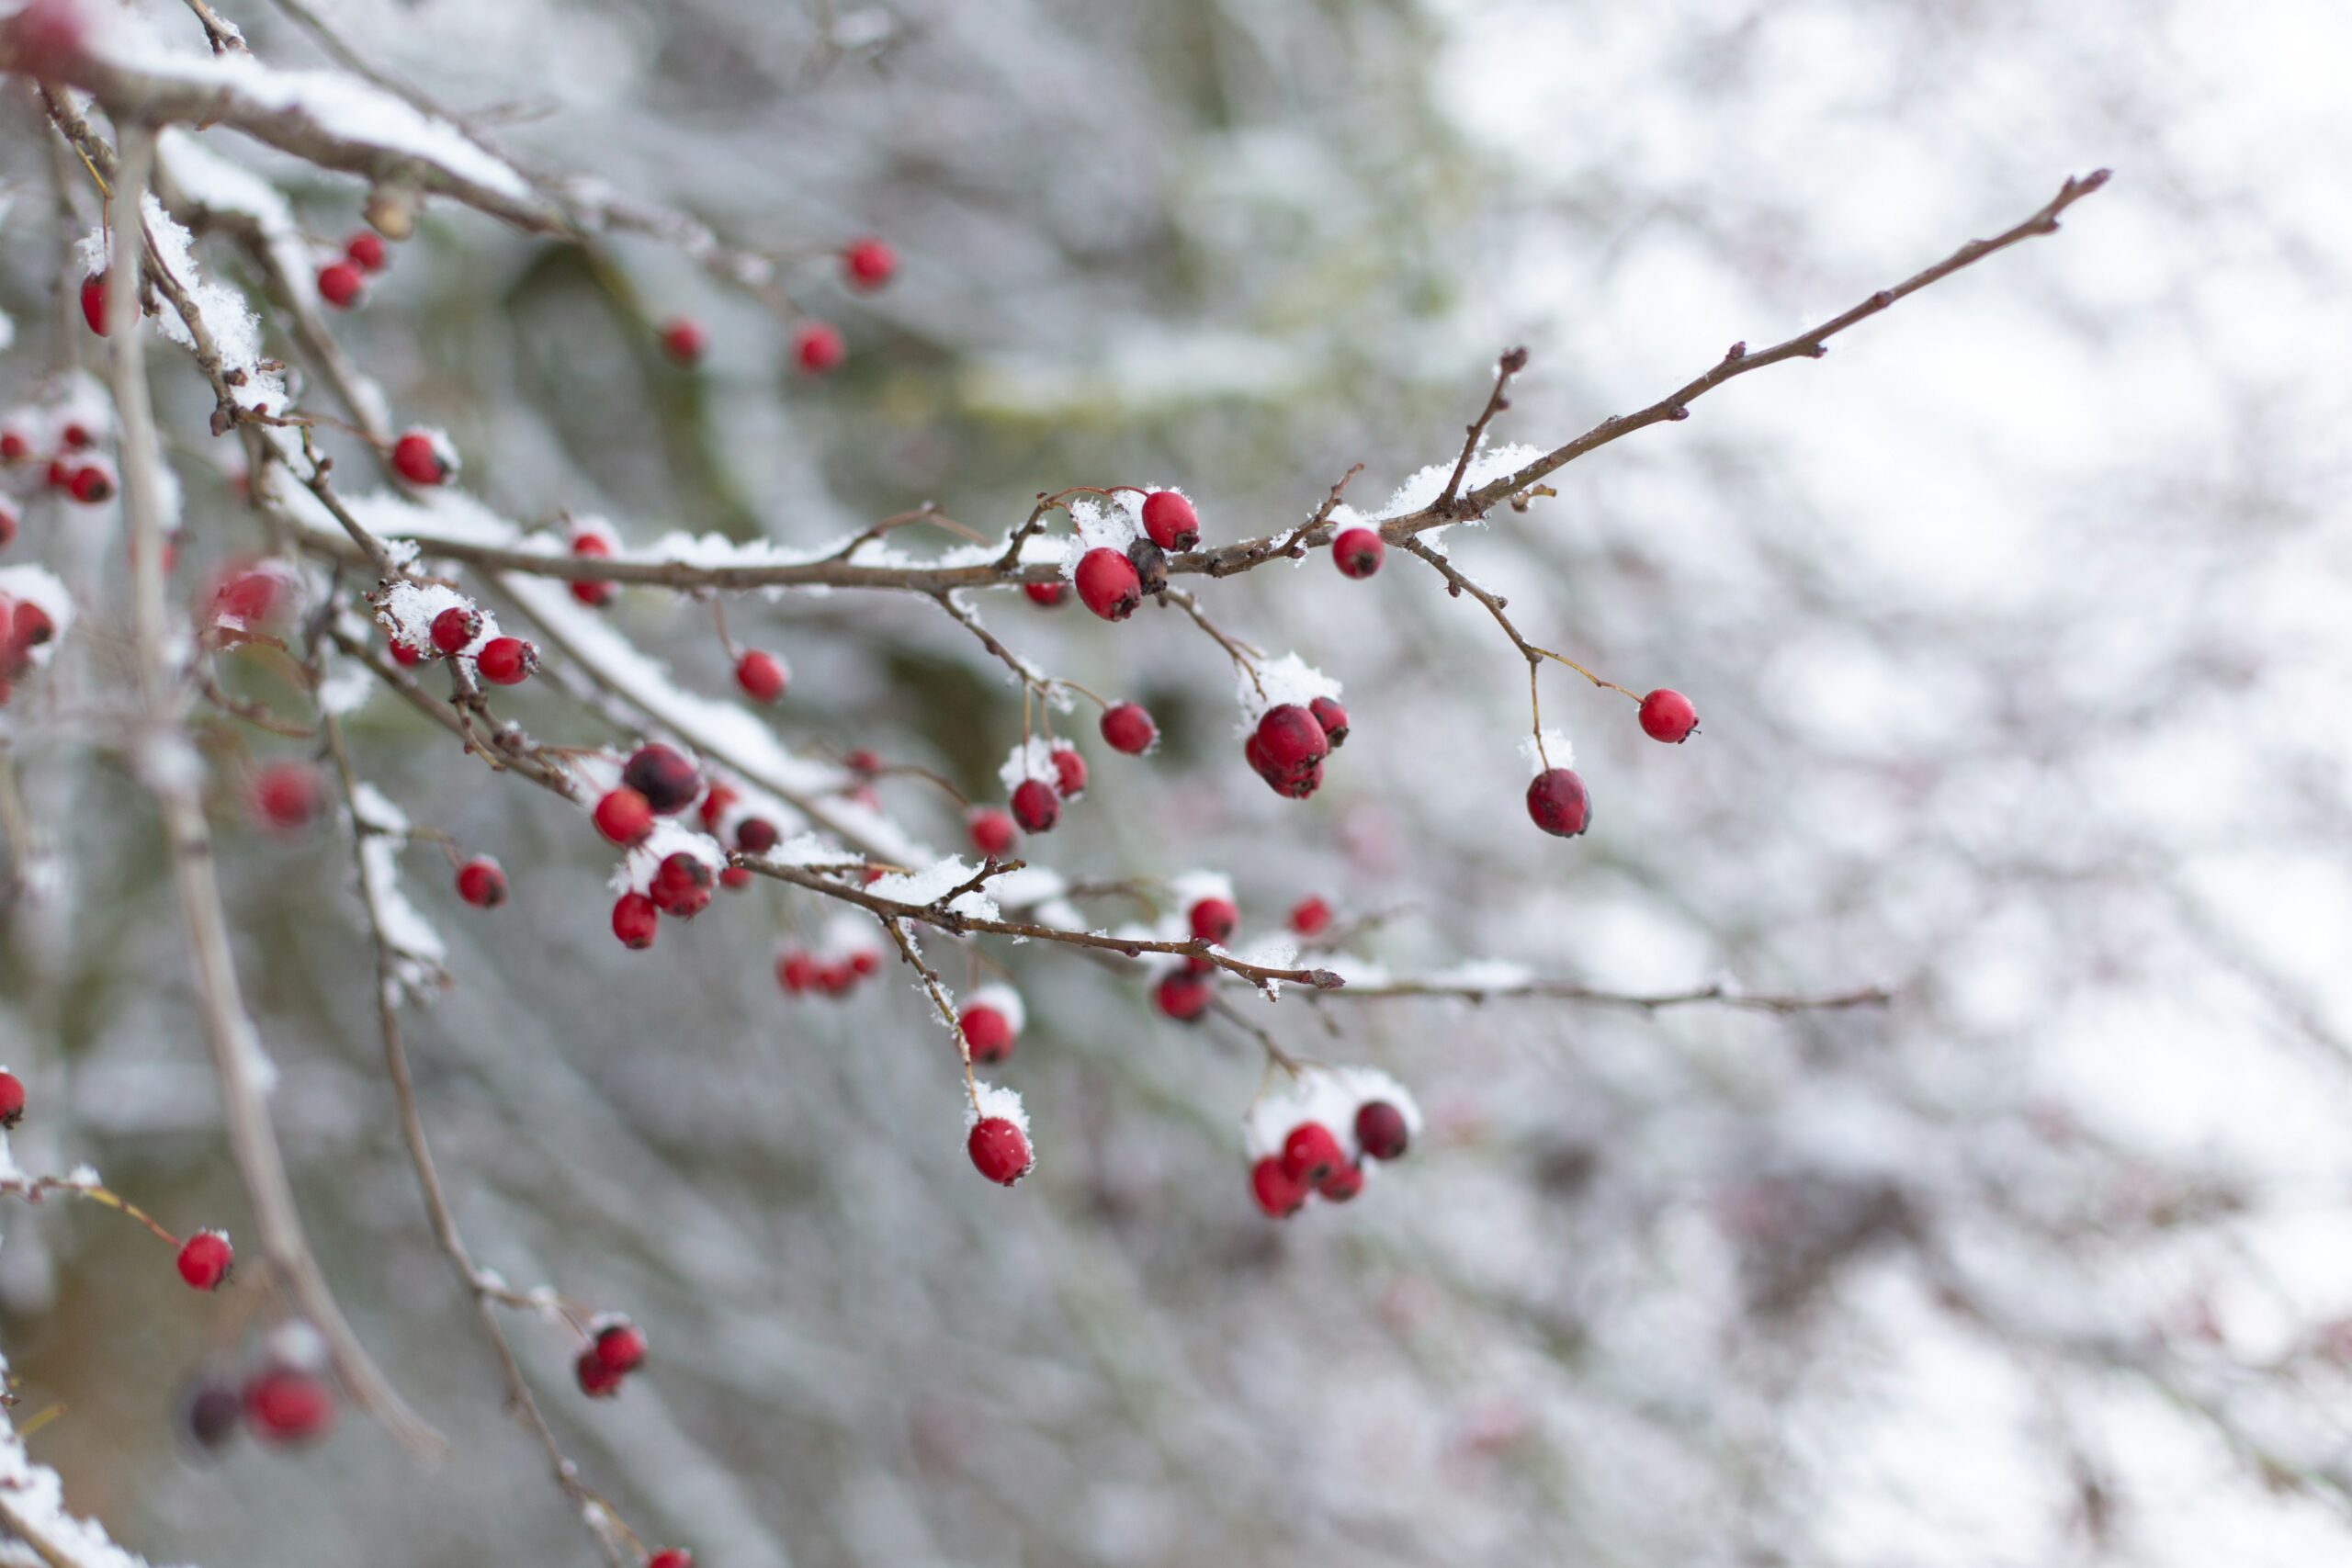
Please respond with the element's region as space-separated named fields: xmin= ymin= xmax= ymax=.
xmin=648 ymin=852 xmax=714 ymax=919
xmin=1049 ymin=745 xmax=1087 ymax=800
xmin=1281 ymin=1122 xmax=1345 ymax=1187
xmin=1639 ymin=687 xmax=1699 ymax=743
xmin=1153 ymin=968 xmax=1211 ymax=1022
xmin=736 ymin=649 xmax=788 ymax=705
xmin=1289 ymin=895 xmax=1331 ymax=937
xmin=345 ymin=231 xmax=388 ymax=273
xmin=648 ymin=1551 xmax=695 ymax=1568
xmin=662 ymin=317 xmax=707 ymax=365
xmin=575 ymin=1347 xmax=626 ymax=1398
xmin=697 ymin=782 xmax=739 ymax=833
xmin=0 ymin=1068 xmax=22 ymax=1129
xmin=1100 ymin=701 xmax=1157 ymax=755
xmin=243 ymin=1366 xmax=334 ymax=1443
xmin=1309 ymin=695 xmax=1349 ymax=748
xmin=843 ymin=237 xmax=897 ymax=290
xmin=1126 ymin=537 xmax=1170 ymax=597
xmin=794 ymin=321 xmax=845 ymax=374
xmin=184 ymin=1378 xmax=243 ymax=1450
xmin=612 ymin=891 xmax=660 ymax=950
xmin=475 ymin=636 xmax=537 ymax=685
xmin=251 ymin=761 xmax=323 ymax=832
xmin=1332 ymin=526 xmax=1385 ymax=579
xmin=1188 ymin=897 xmax=1238 ymax=945
xmin=429 ymin=605 xmax=481 ymax=656
xmin=389 ymin=636 xmax=423 ymax=669
xmin=849 ymin=949 xmax=880 ymax=977
xmin=594 ymin=787 xmax=655 ymax=846
xmin=1249 ymin=705 xmax=1329 ymax=796
xmin=593 ymin=1321 xmax=648 ymax=1375
xmin=967 ymin=807 xmax=1017 ymax=858
xmin=1355 ymin=1100 xmax=1410 ymax=1161
xmin=1525 ymin=767 xmax=1592 ymax=839
xmin=316 ymin=261 xmax=363 ymax=309
xmin=390 ymin=430 xmax=450 ymax=486
xmin=967 ymin=1116 xmax=1034 ymax=1186
xmin=1317 ymin=1161 xmax=1365 ymax=1202
xmin=815 ymin=960 xmax=857 ymax=996
xmin=60 ymin=423 xmax=92 ymax=451
xmin=569 ymin=531 xmax=616 ymax=607
xmin=80 ymin=271 xmax=108 ymax=336
xmin=67 ymin=464 xmax=114 ymax=504
xmin=775 ymin=949 xmax=818 ymax=994
xmin=1024 ymin=581 xmax=1069 ymax=608
xmin=1250 ymin=1156 xmax=1308 ymax=1218
xmin=209 ymin=565 xmax=283 ymax=627
xmin=736 ymin=816 xmax=779 ymax=854
xmin=0 ymin=431 xmax=27 ymax=461
xmin=1074 ymin=547 xmax=1142 ymax=622
xmin=1011 ymin=777 xmax=1060 ymax=834
xmin=960 ymin=1002 xmax=1016 ymax=1065
xmin=1140 ymin=490 xmax=1199 ymax=551
xmin=623 ymin=743 xmax=703 ymax=815
xmin=176 ymin=1231 xmax=234 ymax=1291
xmin=455 ymin=857 xmax=507 ymax=908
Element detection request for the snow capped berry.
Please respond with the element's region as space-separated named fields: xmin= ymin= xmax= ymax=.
xmin=622 ymin=743 xmax=702 ymax=815
xmin=1309 ymin=695 xmax=1349 ymax=748
xmin=251 ymin=761 xmax=323 ymax=831
xmin=648 ymin=852 xmax=714 ymax=919
xmin=612 ymin=891 xmax=660 ymax=949
xmin=1355 ymin=1100 xmax=1411 ymax=1160
xmin=575 ymin=1348 xmax=625 ymax=1398
xmin=1011 ymin=777 xmax=1059 ymax=834
xmin=0 ymin=1068 xmax=22 ymax=1128
xmin=243 ymin=1366 xmax=334 ymax=1443
xmin=1049 ymin=744 xmax=1087 ymax=800
xmin=1154 ymin=968 xmax=1211 ymax=1021
xmin=80 ymin=272 xmax=109 ymax=336
xmin=735 ymin=817 xmax=779 ymax=853
xmin=429 ymin=605 xmax=481 ymax=655
xmin=67 ymin=464 xmax=114 ymax=504
xmin=843 ymin=237 xmax=897 ymax=290
xmin=1074 ymin=547 xmax=1142 ymax=622
xmin=794 ymin=321 xmax=845 ymax=374
xmin=1317 ymin=1161 xmax=1365 ymax=1201
xmin=1188 ymin=897 xmax=1238 ymax=945
xmin=475 ymin=636 xmax=537 ymax=685
xmin=967 ymin=807 xmax=1016 ymax=858
xmin=736 ymin=649 xmax=788 ymax=705
xmin=391 ymin=431 xmax=450 ymax=486
xmin=1525 ymin=768 xmax=1591 ymax=838
xmin=1331 ymin=526 xmax=1385 ymax=579
xmin=1289 ymin=896 xmax=1331 ymax=937
xmin=1140 ymin=491 xmax=1200 ymax=551
xmin=648 ymin=1551 xmax=694 ymax=1568
xmin=594 ymin=787 xmax=654 ymax=846
xmin=959 ymin=987 xmax=1023 ymax=1065
xmin=316 ymin=261 xmax=363 ymax=309
xmin=1281 ymin=1122 xmax=1345 ymax=1186
xmin=967 ymin=1117 xmax=1034 ymax=1186
xmin=662 ymin=318 xmax=706 ymax=365
xmin=1126 ymin=537 xmax=1170 ymax=597
xmin=176 ymin=1231 xmax=234 ymax=1291
xmin=1024 ymin=581 xmax=1069 ymax=608
xmin=1639 ymin=688 xmax=1699 ymax=743
xmin=592 ymin=1321 xmax=647 ymax=1375
xmin=345 ymin=231 xmax=388 ymax=273
xmin=1100 ymin=702 xmax=1157 ymax=755
xmin=1250 ymin=1156 xmax=1308 ymax=1218
xmin=455 ymin=857 xmax=507 ymax=908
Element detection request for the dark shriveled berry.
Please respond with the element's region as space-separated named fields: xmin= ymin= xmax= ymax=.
xmin=623 ymin=743 xmax=702 ymax=815
xmin=1126 ymin=537 xmax=1169 ymax=597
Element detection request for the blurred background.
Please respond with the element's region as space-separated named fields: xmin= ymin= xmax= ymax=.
xmin=4 ymin=0 xmax=2350 ymax=1562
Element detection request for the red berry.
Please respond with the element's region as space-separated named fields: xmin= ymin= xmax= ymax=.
xmin=243 ymin=1366 xmax=334 ymax=1443
xmin=1153 ymin=969 xmax=1211 ymax=1022
xmin=623 ymin=743 xmax=702 ymax=816
xmin=1639 ymin=687 xmax=1699 ymax=743
xmin=575 ymin=1347 xmax=625 ymax=1398
xmin=1355 ymin=1100 xmax=1410 ymax=1161
xmin=850 ymin=950 xmax=879 ymax=977
xmin=661 ymin=317 xmax=706 ymax=365
xmin=1250 ymin=704 xmax=1329 ymax=795
xmin=815 ymin=960 xmax=856 ymax=996
xmin=390 ymin=431 xmax=448 ymax=486
xmin=1317 ymin=1161 xmax=1364 ymax=1202
xmin=316 ymin=261 xmax=363 ymax=309
xmin=176 ymin=1231 xmax=233 ymax=1291
xmin=843 ymin=237 xmax=898 ymax=290
xmin=960 ymin=1005 xmax=1014 ymax=1064
xmin=1250 ymin=1156 xmax=1308 ymax=1218
xmin=0 ymin=1069 xmax=22 ymax=1129
xmin=967 ymin=1116 xmax=1033 ymax=1185
xmin=1023 ymin=581 xmax=1069 ymax=608
xmin=251 ymin=761 xmax=322 ymax=831
xmin=967 ymin=807 xmax=1016 ymax=858
xmin=719 ymin=866 xmax=752 ymax=890
xmin=775 ymin=949 xmax=817 ymax=994
xmin=593 ymin=1322 xmax=647 ymax=1375
xmin=735 ymin=817 xmax=779 ymax=853
xmin=1011 ymin=778 xmax=1059 ymax=834
xmin=594 ymin=787 xmax=654 ymax=846
xmin=1073 ymin=548 xmax=1142 ymax=622
xmin=209 ymin=566 xmax=282 ymax=627
xmin=475 ymin=636 xmax=537 ymax=685
xmin=67 ymin=464 xmax=114 ymax=504
xmin=612 ymin=891 xmax=660 ymax=949
xmin=390 ymin=638 xmax=422 ymax=668
xmin=570 ymin=532 xmax=616 ymax=607
xmin=1331 ymin=526 xmax=1384 ymax=579
xmin=345 ymin=231 xmax=388 ymax=273
xmin=429 ymin=604 xmax=481 ymax=655
xmin=1309 ymin=695 xmax=1349 ymax=748
xmin=1525 ymin=768 xmax=1591 ymax=838
xmin=0 ymin=504 xmax=14 ymax=550
xmin=735 ymin=649 xmax=788 ymax=704
xmin=648 ymin=852 xmax=714 ymax=919
xmin=649 ymin=1552 xmax=695 ymax=1568
xmin=0 ymin=432 xmax=27 ymax=461
xmin=1289 ymin=896 xmax=1331 ymax=937
xmin=455 ymin=857 xmax=507 ymax=908
xmin=1188 ymin=897 xmax=1238 ymax=945
xmin=80 ymin=272 xmax=109 ymax=336
xmin=1049 ymin=746 xmax=1087 ymax=800
xmin=697 ymin=782 xmax=738 ymax=832
xmin=60 ymin=423 xmax=91 ymax=451
xmin=1281 ymin=1122 xmax=1344 ymax=1186
xmin=844 ymin=749 xmax=881 ymax=776
xmin=794 ymin=321 xmax=844 ymax=374
xmin=1139 ymin=490 xmax=1200 ymax=551
xmin=1100 ymin=702 xmax=1157 ymax=755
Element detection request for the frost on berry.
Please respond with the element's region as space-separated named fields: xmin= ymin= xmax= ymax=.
xmin=959 ymin=984 xmax=1026 ymax=1065
xmin=455 ymin=856 xmax=508 ymax=908
xmin=1241 ymin=1065 xmax=1420 ymax=1216
xmin=965 ymin=1081 xmax=1035 ymax=1186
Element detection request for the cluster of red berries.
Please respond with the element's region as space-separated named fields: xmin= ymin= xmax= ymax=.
xmin=773 ymin=922 xmax=887 ymax=998
xmin=573 ymin=1317 xmax=649 ymax=1399
xmin=595 ymin=747 xmax=736 ymax=948
xmin=186 ymin=1325 xmax=338 ymax=1450
xmin=967 ymin=738 xmax=1089 ymax=851
xmin=2 ymin=402 xmax=116 ymax=506
xmin=1057 ymin=489 xmax=1197 ymax=621
xmin=0 ymin=591 xmax=59 ymax=705
xmin=1522 ymin=688 xmax=1699 ymax=841
xmin=696 ymin=781 xmax=777 ymax=889
xmin=1247 ymin=1069 xmax=1419 ymax=1219
xmin=660 ymin=238 xmax=891 ymax=375
xmin=1244 ymin=695 xmax=1350 ymax=799
xmin=401 ymin=600 xmax=539 ymax=688
xmin=565 ymin=517 xmax=619 ymax=607
xmin=316 ymin=228 xmax=396 ymax=310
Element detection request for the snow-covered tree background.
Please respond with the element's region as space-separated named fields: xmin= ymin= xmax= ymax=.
xmin=1 ymin=0 xmax=2348 ymax=1562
